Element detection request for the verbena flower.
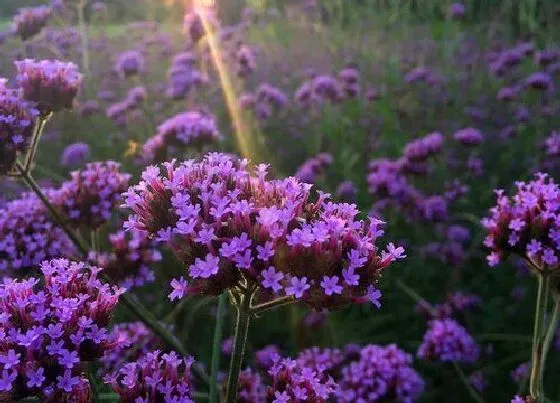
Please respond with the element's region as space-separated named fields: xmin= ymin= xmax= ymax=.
xmin=336 ymin=344 xmax=424 ymax=402
xmin=511 ymin=362 xmax=530 ymax=384
xmin=294 ymin=153 xmax=332 ymax=184
xmin=417 ymin=319 xmax=480 ymax=363
xmin=335 ymin=181 xmax=358 ymax=203
xmin=142 ymin=111 xmax=222 ymax=162
xmin=296 ymin=346 xmax=355 ymax=376
xmin=59 ymin=142 xmax=90 ymax=167
xmin=15 ymin=59 xmax=82 ymax=114
xmin=13 ymin=6 xmax=52 ymax=41
xmin=0 ymin=84 xmax=39 ymax=174
xmin=115 ymin=50 xmax=144 ymax=78
xmin=255 ymin=345 xmax=282 ymax=371
xmin=52 ymin=161 xmax=131 ymax=229
xmin=101 ymin=322 xmax=163 ymax=375
xmin=448 ymin=3 xmax=466 ymax=19
xmin=104 ymin=350 xmax=195 ymax=402
xmin=482 ymin=173 xmax=560 ymax=271
xmin=525 ymin=72 xmax=554 ymax=91
xmin=265 ymin=354 xmax=337 ymax=402
xmin=403 ymin=132 xmax=443 ymax=162
xmin=89 ymin=229 xmax=160 ymax=289
xmin=234 ymin=368 xmax=266 ymax=403
xmin=237 ymin=45 xmax=256 ymax=77
xmin=0 ymin=258 xmax=124 ymax=401
xmin=338 ymin=68 xmax=360 ymax=97
xmin=123 ymin=153 xmax=404 ymax=309
xmin=453 ymin=127 xmax=483 ymax=146
xmin=0 ymin=193 xmax=75 ymax=272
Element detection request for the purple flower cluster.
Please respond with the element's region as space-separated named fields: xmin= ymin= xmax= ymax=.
xmin=15 ymin=59 xmax=82 ymax=114
xmin=255 ymin=345 xmax=282 ymax=371
xmin=0 ymin=258 xmax=124 ymax=401
xmin=453 ymin=127 xmax=483 ymax=146
xmin=235 ymin=368 xmax=266 ymax=403
xmin=89 ymin=229 xmax=160 ymax=289
xmin=0 ymin=192 xmax=75 ymax=272
xmin=52 ymin=161 xmax=131 ymax=229
xmin=545 ymin=130 xmax=560 ymax=156
xmin=166 ymin=52 xmax=206 ymax=101
xmin=0 ymin=84 xmax=39 ymax=174
xmin=265 ymin=354 xmax=337 ymax=402
xmin=239 ymin=83 xmax=288 ymax=120
xmin=448 ymin=3 xmax=466 ymax=19
xmin=368 ymin=133 xmax=454 ymax=222
xmin=417 ymin=291 xmax=481 ymax=320
xmin=336 ymin=344 xmax=424 ymax=402
xmin=104 ymin=350 xmax=195 ymax=402
xmin=59 ymin=142 xmax=90 ymax=167
xmin=335 ymin=181 xmax=358 ymax=203
xmin=338 ymin=67 xmax=360 ymax=97
xmin=13 ymin=6 xmax=52 ymax=41
xmin=294 ymin=152 xmax=333 ymax=183
xmin=417 ymin=319 xmax=480 ymax=363
xmin=115 ymin=50 xmax=144 ymax=78
xmin=482 ymin=173 xmax=560 ymax=271
xmin=237 ymin=45 xmax=257 ymax=77
xmin=101 ymin=322 xmax=163 ymax=374
xmin=511 ymin=361 xmax=530 ymax=384
xmin=296 ymin=346 xmax=353 ymax=375
xmin=295 ymin=75 xmax=345 ymax=107
xmin=142 ymin=111 xmax=222 ymax=162
xmin=489 ymin=43 xmax=533 ymax=77
xmin=123 ymin=153 xmax=403 ymax=309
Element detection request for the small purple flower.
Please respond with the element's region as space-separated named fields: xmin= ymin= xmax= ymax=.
xmin=286 ymin=277 xmax=311 ymax=299
xmin=261 ymin=267 xmax=284 ymax=292
xmin=59 ymin=142 xmax=90 ymax=167
xmin=320 ymin=275 xmax=343 ymax=296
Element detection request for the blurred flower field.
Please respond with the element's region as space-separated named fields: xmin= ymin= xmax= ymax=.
xmin=0 ymin=0 xmax=559 ymax=402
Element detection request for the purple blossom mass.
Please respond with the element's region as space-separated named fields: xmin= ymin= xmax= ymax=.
xmin=0 ymin=259 xmax=123 ymax=401
xmin=417 ymin=319 xmax=480 ymax=363
xmin=104 ymin=350 xmax=195 ymax=402
xmin=123 ymin=153 xmax=404 ymax=309
xmin=13 ymin=6 xmax=52 ymax=41
xmin=15 ymin=59 xmax=82 ymax=114
xmin=336 ymin=344 xmax=424 ymax=402
xmin=52 ymin=161 xmax=131 ymax=229
xmin=482 ymin=173 xmax=560 ymax=271
xmin=143 ymin=111 xmax=222 ymax=162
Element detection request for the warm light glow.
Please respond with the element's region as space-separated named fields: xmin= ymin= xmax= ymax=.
xmin=192 ymin=0 xmax=256 ymax=161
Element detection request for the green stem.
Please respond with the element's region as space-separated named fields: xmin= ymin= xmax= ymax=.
xmin=225 ymin=291 xmax=253 ymax=403
xmin=209 ymin=293 xmax=227 ymax=403
xmin=250 ymin=295 xmax=295 ymax=316
xmin=15 ymin=161 xmax=89 ymax=256
xmin=541 ymin=299 xmax=560 ymax=392
xmin=452 ymin=362 xmax=485 ymax=403
xmin=77 ymin=0 xmax=90 ymax=81
xmin=16 ymin=162 xmax=211 ymax=389
xmin=24 ymin=114 xmax=51 ymax=172
xmin=529 ymin=274 xmax=550 ymax=400
xmin=395 ymin=278 xmax=437 ymax=316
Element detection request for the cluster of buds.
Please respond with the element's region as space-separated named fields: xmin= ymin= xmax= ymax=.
xmin=115 ymin=50 xmax=144 ymax=78
xmin=104 ymin=350 xmax=195 ymax=402
xmin=0 ymin=259 xmax=123 ymax=401
xmin=89 ymin=229 xmax=161 ymax=289
xmin=265 ymin=354 xmax=337 ymax=402
xmin=123 ymin=153 xmax=405 ymax=310
xmin=13 ymin=6 xmax=52 ymax=41
xmin=482 ymin=173 xmax=560 ymax=272
xmin=101 ymin=322 xmax=163 ymax=374
xmin=15 ymin=59 xmax=82 ymax=114
xmin=417 ymin=319 xmax=480 ymax=363
xmin=0 ymin=192 xmax=75 ymax=272
xmin=142 ymin=111 xmax=222 ymax=162
xmin=336 ymin=344 xmax=424 ymax=402
xmin=0 ymin=81 xmax=39 ymax=174
xmin=52 ymin=161 xmax=131 ymax=229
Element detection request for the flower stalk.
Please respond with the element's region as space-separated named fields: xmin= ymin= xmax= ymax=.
xmin=225 ymin=289 xmax=254 ymax=403
xmin=529 ymin=273 xmax=550 ymax=400
xmin=209 ymin=293 xmax=227 ymax=403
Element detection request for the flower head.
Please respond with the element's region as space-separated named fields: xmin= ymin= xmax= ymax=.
xmin=15 ymin=59 xmax=82 ymax=114
xmin=482 ymin=173 xmax=560 ymax=272
xmin=13 ymin=6 xmax=51 ymax=41
xmin=337 ymin=344 xmax=424 ymax=402
xmin=52 ymin=161 xmax=131 ymax=229
xmin=143 ymin=111 xmax=222 ymax=162
xmin=104 ymin=350 xmax=195 ymax=402
xmin=0 ymin=259 xmax=123 ymax=401
xmin=123 ymin=153 xmax=402 ymax=309
xmin=417 ymin=319 xmax=480 ymax=363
